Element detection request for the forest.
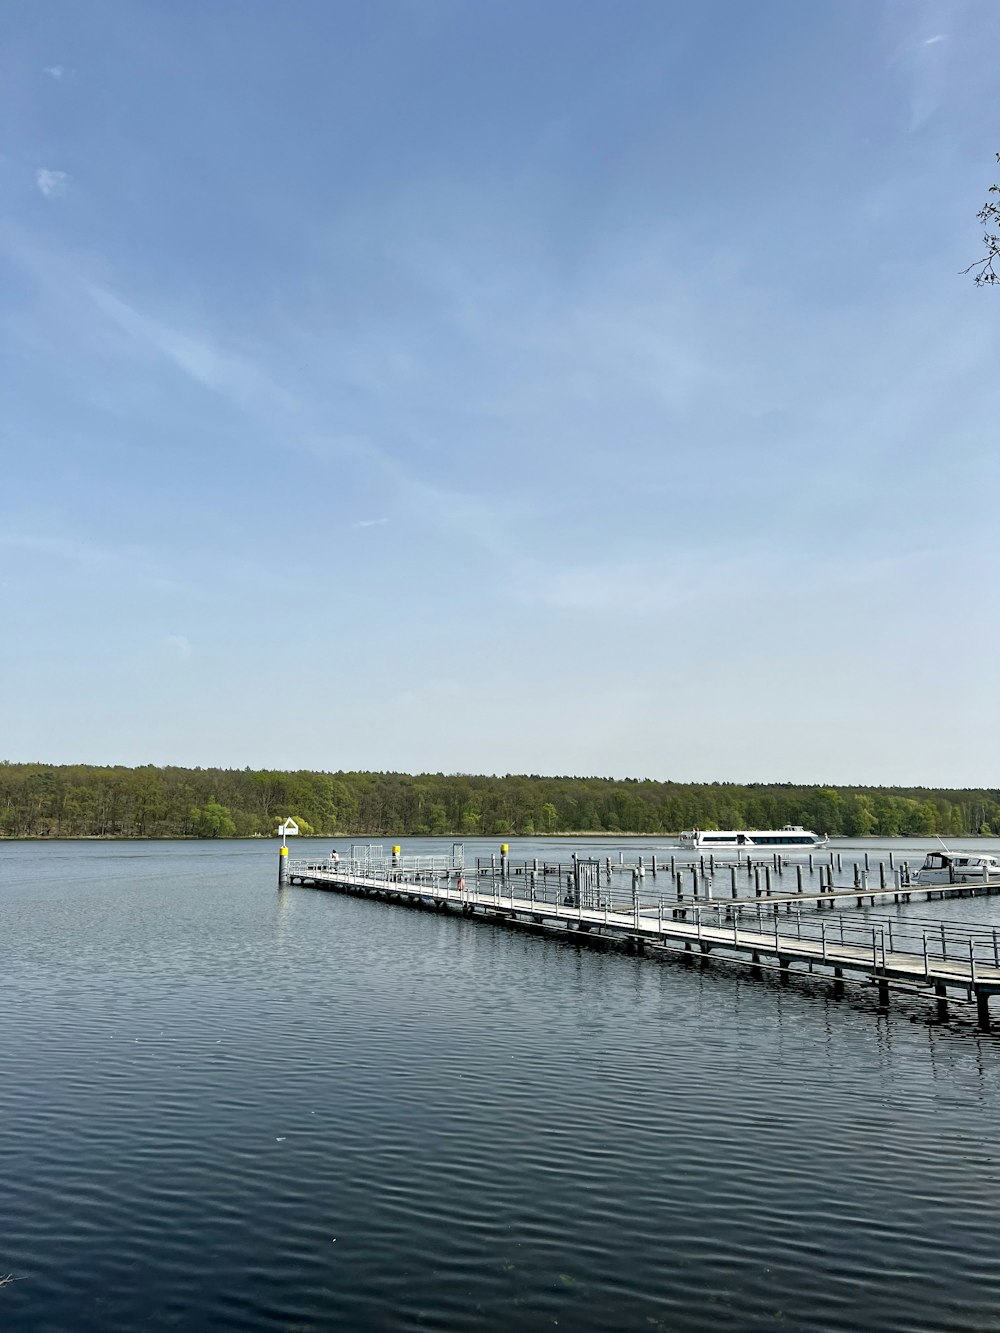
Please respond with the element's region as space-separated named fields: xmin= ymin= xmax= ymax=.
xmin=1 ymin=762 xmax=999 ymax=839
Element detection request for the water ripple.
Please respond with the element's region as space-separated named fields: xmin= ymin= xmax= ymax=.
xmin=4 ymin=841 xmax=1000 ymax=1330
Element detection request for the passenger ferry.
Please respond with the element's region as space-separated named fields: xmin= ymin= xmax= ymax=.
xmin=914 ymin=850 xmax=1000 ymax=885
xmin=678 ymin=825 xmax=827 ymax=850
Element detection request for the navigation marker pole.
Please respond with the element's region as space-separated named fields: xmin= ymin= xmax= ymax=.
xmin=277 ymin=817 xmax=299 ymax=887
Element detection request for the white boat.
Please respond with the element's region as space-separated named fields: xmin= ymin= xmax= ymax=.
xmin=914 ymin=850 xmax=1000 ymax=885
xmin=678 ymin=824 xmax=827 ymax=850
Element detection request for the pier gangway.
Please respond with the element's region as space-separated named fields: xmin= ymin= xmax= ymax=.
xmin=283 ymin=852 xmax=1000 ymax=1027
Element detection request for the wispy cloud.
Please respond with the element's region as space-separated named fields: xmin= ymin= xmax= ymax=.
xmin=0 ymin=532 xmax=123 ymax=566
xmin=43 ymin=64 xmax=65 ymax=80
xmin=85 ymin=283 xmax=299 ymax=417
xmin=163 ymin=634 xmax=192 ymax=661
xmin=36 ymin=168 xmax=68 ymax=199
xmin=923 ymin=34 xmax=947 ymax=46
xmin=353 ymin=517 xmax=388 ymax=528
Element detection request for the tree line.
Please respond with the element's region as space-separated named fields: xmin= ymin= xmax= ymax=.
xmin=1 ymin=762 xmax=999 ymax=839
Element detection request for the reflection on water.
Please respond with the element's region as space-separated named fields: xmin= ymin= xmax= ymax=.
xmin=2 ymin=838 xmax=1000 ymax=1331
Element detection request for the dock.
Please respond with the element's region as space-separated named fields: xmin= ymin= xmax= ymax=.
xmin=281 ymin=844 xmax=1000 ymax=1029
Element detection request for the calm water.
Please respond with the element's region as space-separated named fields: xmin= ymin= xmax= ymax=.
xmin=4 ymin=836 xmax=1000 ymax=1332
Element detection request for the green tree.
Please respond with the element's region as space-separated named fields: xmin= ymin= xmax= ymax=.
xmin=191 ymin=799 xmax=237 ymax=838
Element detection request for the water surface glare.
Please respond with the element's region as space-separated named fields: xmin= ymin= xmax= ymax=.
xmin=4 ymin=838 xmax=1000 ymax=1331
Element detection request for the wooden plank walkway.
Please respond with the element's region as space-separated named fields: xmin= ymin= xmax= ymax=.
xmin=284 ymin=858 xmax=1000 ymax=1028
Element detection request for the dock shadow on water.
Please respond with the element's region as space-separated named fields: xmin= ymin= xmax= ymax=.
xmin=4 ymin=836 xmax=1000 ymax=1331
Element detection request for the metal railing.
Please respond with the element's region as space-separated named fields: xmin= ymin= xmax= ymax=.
xmin=289 ymin=854 xmax=1000 ymax=982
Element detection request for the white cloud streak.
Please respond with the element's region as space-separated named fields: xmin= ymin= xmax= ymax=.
xmin=85 ymin=283 xmax=299 ymax=417
xmin=164 ymin=634 xmax=192 ymax=661
xmin=36 ymin=168 xmax=69 ymax=199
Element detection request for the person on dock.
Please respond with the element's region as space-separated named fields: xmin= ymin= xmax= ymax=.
xmin=330 ymin=848 xmax=340 ymax=865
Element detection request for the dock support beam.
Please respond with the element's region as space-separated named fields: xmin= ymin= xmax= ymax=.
xmin=278 ymin=845 xmax=288 ymax=887
xmin=977 ymin=990 xmax=991 ymax=1031
xmin=935 ymin=982 xmax=949 ymax=1021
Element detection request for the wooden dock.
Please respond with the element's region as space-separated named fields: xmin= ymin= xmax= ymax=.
xmin=282 ymin=848 xmax=1000 ymax=1029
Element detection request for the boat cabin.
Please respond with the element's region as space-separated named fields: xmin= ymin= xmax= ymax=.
xmin=915 ymin=851 xmax=1000 ymax=884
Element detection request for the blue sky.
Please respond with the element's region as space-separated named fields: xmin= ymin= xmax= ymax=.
xmin=2 ymin=0 xmax=998 ymax=784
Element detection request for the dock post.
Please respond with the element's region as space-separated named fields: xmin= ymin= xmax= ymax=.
xmin=278 ymin=844 xmax=289 ymax=887
xmin=651 ymin=855 xmax=657 ymax=876
xmin=864 ymin=852 xmax=870 ymax=871
xmin=877 ymin=978 xmax=890 ymax=1007
xmin=692 ymin=867 xmax=700 ymax=899
xmin=853 ymin=862 xmax=861 ymax=888
xmin=670 ymin=855 xmax=676 ymax=875
xmin=977 ymin=991 xmax=991 ymax=1030
xmin=676 ymin=871 xmax=683 ymax=902
xmin=837 ymin=853 xmax=843 ymax=873
xmin=889 ymin=852 xmax=895 ymax=870
xmin=935 ymin=982 xmax=949 ymax=1021
xmin=754 ymin=866 xmax=761 ymax=897
xmin=731 ymin=866 xmax=738 ymax=898
xmin=879 ymin=862 xmax=886 ymax=888
xmin=764 ymin=865 xmax=772 ymax=896
xmin=809 ymin=853 xmax=814 ymax=873
xmin=796 ymin=865 xmax=803 ymax=893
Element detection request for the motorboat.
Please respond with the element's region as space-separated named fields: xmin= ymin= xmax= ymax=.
xmin=678 ymin=825 xmax=827 ymax=850
xmin=913 ymin=850 xmax=1000 ymax=885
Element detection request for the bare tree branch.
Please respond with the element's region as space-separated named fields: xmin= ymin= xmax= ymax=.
xmin=965 ymin=153 xmax=1000 ymax=286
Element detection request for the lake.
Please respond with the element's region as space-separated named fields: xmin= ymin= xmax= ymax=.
xmin=4 ymin=835 xmax=1000 ymax=1331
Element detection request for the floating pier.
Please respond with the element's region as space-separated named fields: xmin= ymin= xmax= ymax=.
xmin=282 ymin=845 xmax=1000 ymax=1029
